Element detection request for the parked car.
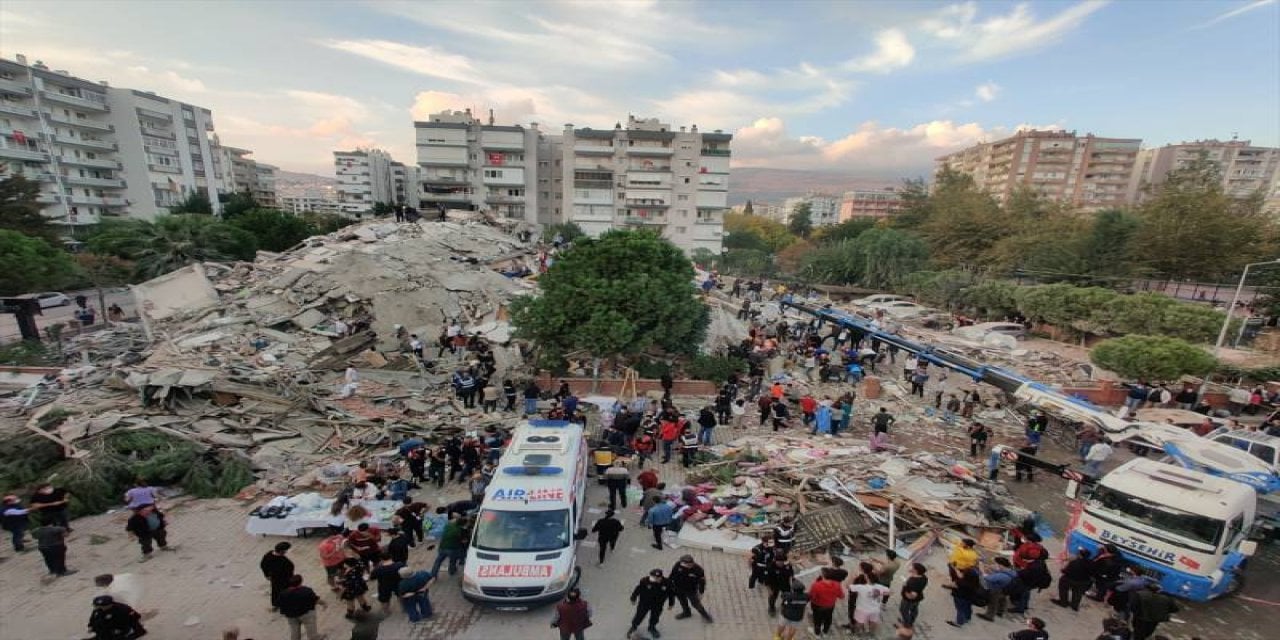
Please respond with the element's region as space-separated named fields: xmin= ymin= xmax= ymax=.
xmin=868 ymin=300 xmax=932 ymax=319
xmin=35 ymin=292 xmax=71 ymax=308
xmin=952 ymin=321 xmax=1027 ymax=341
xmin=852 ymin=293 xmax=909 ymax=308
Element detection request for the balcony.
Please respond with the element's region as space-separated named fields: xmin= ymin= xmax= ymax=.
xmin=628 ymin=165 xmax=671 ymax=173
xmin=145 ymin=142 xmax=179 ymax=156
xmin=0 ymin=77 xmax=32 ymax=96
xmin=423 ymin=191 xmax=473 ymax=201
xmin=63 ymin=175 xmax=125 ymax=188
xmin=422 ymin=174 xmax=467 ymax=184
xmin=52 ymin=134 xmax=116 ymax=151
xmin=45 ymin=113 xmax=113 ymax=132
xmin=485 ymin=195 xmax=523 ymax=204
xmin=135 ymin=106 xmax=172 ymax=121
xmin=0 ymin=145 xmax=48 ymax=162
xmin=148 ymin=163 xmax=182 ymax=174
xmin=57 ymin=155 xmax=119 ymax=169
xmin=625 ymin=199 xmax=669 ymax=208
xmin=0 ymin=102 xmax=35 ymax=118
xmin=67 ymin=194 xmax=126 ymax=207
xmin=623 ymin=216 xmax=665 ymax=225
xmin=700 ymin=148 xmax=731 ymax=156
xmin=574 ymin=142 xmax=615 ymax=155
xmin=41 ymin=90 xmax=109 ymax=112
xmin=140 ymin=125 xmax=176 ymax=139
xmin=626 ymin=145 xmax=673 ymax=155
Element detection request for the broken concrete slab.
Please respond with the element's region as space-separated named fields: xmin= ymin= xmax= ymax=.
xmin=132 ymin=264 xmax=220 ymax=322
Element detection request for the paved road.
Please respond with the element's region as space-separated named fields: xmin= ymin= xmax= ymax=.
xmin=0 ymin=288 xmax=134 ymax=342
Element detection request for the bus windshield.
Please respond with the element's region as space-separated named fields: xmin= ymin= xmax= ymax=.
xmin=473 ymin=508 xmax=570 ymax=552
xmin=1088 ymin=485 xmax=1225 ymax=548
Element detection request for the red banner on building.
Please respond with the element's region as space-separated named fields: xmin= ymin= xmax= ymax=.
xmin=487 ymin=152 xmax=504 ymax=166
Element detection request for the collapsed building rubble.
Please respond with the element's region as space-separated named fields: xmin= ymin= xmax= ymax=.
xmin=1 ymin=219 xmax=542 ymax=493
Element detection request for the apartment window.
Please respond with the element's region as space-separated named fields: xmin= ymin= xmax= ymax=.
xmin=676 ymin=227 xmax=687 ymax=234
xmin=506 ymin=188 xmax=523 ymax=197
xmin=677 ymin=195 xmax=689 ymax=201
xmin=683 ymin=178 xmax=690 ymax=184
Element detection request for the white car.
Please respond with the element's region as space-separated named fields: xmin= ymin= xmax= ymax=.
xmin=953 ymin=321 xmax=1027 ymax=341
xmin=868 ymin=300 xmax=932 ymax=318
xmin=852 ymin=294 xmax=909 ymax=308
xmin=35 ymin=292 xmax=71 ymax=308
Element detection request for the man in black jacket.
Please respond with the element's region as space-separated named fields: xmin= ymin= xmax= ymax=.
xmin=591 ymin=509 xmax=624 ymax=565
xmin=669 ymin=554 xmax=714 ymax=623
xmin=628 ymin=568 xmax=674 ymax=638
xmin=1051 ymin=547 xmax=1093 ymax=611
xmin=259 ymin=541 xmax=294 ymax=611
xmin=87 ymin=595 xmax=146 ymax=639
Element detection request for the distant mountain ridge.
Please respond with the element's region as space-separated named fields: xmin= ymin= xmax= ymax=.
xmin=727 ymin=167 xmax=902 ymax=205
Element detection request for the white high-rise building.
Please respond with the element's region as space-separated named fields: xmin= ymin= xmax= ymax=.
xmin=781 ymin=193 xmax=839 ymax=227
xmin=215 ymin=144 xmax=277 ymax=207
xmin=391 ymin=161 xmax=421 ymax=209
xmin=414 ymin=109 xmax=540 ymax=222
xmin=0 ymin=54 xmax=270 ymax=226
xmin=557 ymin=116 xmax=731 ymax=254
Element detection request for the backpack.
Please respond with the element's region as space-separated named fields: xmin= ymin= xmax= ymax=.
xmin=781 ymin=592 xmax=809 ymax=621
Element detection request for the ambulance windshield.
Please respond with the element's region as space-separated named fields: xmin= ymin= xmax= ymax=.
xmin=473 ymin=508 xmax=571 ymax=552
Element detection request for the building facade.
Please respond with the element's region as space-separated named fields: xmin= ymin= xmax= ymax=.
xmin=216 ymin=145 xmax=276 ymax=207
xmin=1136 ymin=139 xmax=1280 ymax=205
xmin=0 ymin=54 xmax=275 ymax=226
xmin=781 ymin=193 xmax=840 ymax=226
xmin=935 ymin=129 xmax=1143 ymax=211
xmin=414 ymin=109 xmax=539 ymax=222
xmin=839 ymin=187 xmax=904 ymax=220
xmin=334 ymin=148 xmax=396 ymax=216
xmin=556 ymin=116 xmax=731 ymax=254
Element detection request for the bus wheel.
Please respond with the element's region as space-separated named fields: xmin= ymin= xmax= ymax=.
xmin=1222 ymin=571 xmax=1247 ymax=598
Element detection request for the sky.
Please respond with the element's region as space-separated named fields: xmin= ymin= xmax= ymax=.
xmin=2 ymin=0 xmax=1276 ymax=177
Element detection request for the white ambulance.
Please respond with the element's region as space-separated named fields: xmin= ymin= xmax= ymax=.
xmin=461 ymin=419 xmax=588 ymax=609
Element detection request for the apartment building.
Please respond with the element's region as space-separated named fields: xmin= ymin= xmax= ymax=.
xmin=414 ymin=109 xmax=539 ymax=222
xmin=781 ymin=193 xmax=840 ymax=226
xmin=556 ymin=116 xmax=731 ymax=254
xmin=0 ymin=54 xmax=273 ymax=226
xmin=106 ymin=88 xmax=229 ymax=217
xmin=1136 ymin=139 xmax=1280 ymax=205
xmin=216 ymin=145 xmax=277 ymax=207
xmin=935 ymin=129 xmax=1143 ymax=211
xmin=334 ymin=148 xmax=394 ymax=216
xmin=390 ymin=161 xmax=421 ymax=209
xmin=279 ymin=191 xmax=342 ymax=215
xmin=839 ymin=187 xmax=905 ymax=220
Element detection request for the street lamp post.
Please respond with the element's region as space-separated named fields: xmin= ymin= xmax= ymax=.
xmin=1199 ymin=258 xmax=1280 ymax=401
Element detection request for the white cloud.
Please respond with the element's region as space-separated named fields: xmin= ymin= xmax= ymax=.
xmin=1195 ymin=0 xmax=1276 ymax=29
xmin=322 ymin=39 xmax=482 ymax=84
xmin=843 ymin=29 xmax=916 ymax=73
xmin=411 ymin=85 xmax=622 ymax=131
xmin=731 ymin=117 xmax=1061 ymax=175
xmin=921 ymin=1 xmax=1108 ymax=62
xmin=975 ymin=82 xmax=1000 ymax=102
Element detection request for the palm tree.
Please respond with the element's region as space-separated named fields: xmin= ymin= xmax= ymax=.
xmin=88 ymin=215 xmax=257 ymax=280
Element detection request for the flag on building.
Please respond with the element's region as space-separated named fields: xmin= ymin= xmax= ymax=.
xmin=11 ymin=130 xmax=27 ymax=145
xmin=487 ymin=152 xmax=503 ymax=166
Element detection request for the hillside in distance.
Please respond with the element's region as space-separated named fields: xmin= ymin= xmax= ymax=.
xmin=727 ymin=167 xmax=905 ymax=205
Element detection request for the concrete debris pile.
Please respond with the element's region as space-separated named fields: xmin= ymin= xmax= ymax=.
xmin=677 ymin=432 xmax=1035 ymax=558
xmin=3 ymin=219 xmax=540 ymax=493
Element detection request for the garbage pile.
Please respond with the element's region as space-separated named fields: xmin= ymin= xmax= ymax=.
xmin=1 ymin=219 xmax=541 ymax=493
xmin=671 ymin=432 xmax=1035 ymax=559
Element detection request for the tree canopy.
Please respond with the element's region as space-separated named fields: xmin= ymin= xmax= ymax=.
xmin=227 ymin=208 xmax=317 ymax=252
xmin=1090 ymin=335 xmax=1217 ymax=381
xmin=88 ymin=216 xmax=257 ymax=280
xmin=510 ymin=230 xmax=708 ymax=364
xmin=171 ymin=192 xmax=213 ymax=215
xmin=724 ymin=212 xmax=796 ymax=253
xmin=0 ymin=174 xmax=58 ymax=242
xmin=0 ymin=230 xmax=78 ymax=296
xmin=787 ymin=202 xmax=813 ymax=238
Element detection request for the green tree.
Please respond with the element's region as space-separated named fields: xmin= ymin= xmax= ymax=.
xmin=0 ymin=174 xmax=56 ymax=241
xmin=889 ymin=178 xmax=931 ymax=229
xmin=1135 ymin=154 xmax=1274 ymax=279
xmin=372 ymin=201 xmax=394 ymax=216
xmin=690 ymin=247 xmax=717 ymax=269
xmin=960 ymin=280 xmax=1021 ymax=319
xmin=720 ymin=248 xmax=773 ymax=277
xmin=542 ymin=222 xmax=586 ymax=244
xmin=986 ymin=214 xmax=1091 ymax=278
xmin=812 ymin=217 xmax=876 ymax=245
xmin=88 ymin=216 xmax=257 ymax=279
xmin=1090 ymin=335 xmax=1217 ymax=381
xmin=171 ymin=192 xmax=213 ymax=215
xmin=511 ymin=230 xmax=708 ymax=366
xmin=724 ymin=212 xmax=796 ymax=253
xmin=0 ymin=230 xmax=78 ymax=296
xmin=917 ymin=168 xmax=1014 ymax=267
xmin=1080 ymin=209 xmax=1142 ymax=277
xmin=220 ymin=192 xmax=258 ymax=218
xmin=787 ymin=202 xmax=813 ymax=238
xmin=900 ymin=270 xmax=978 ymax=309
xmin=227 ymin=209 xmax=317 ymax=252
xmin=858 ymin=228 xmax=931 ymax=290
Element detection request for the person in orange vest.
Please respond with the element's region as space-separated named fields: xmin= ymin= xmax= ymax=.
xmin=633 ymin=432 xmax=657 ymax=467
xmin=799 ymin=393 xmax=817 ymax=429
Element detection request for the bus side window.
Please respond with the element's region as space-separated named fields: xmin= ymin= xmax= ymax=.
xmin=1249 ymin=443 xmax=1275 ymax=466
